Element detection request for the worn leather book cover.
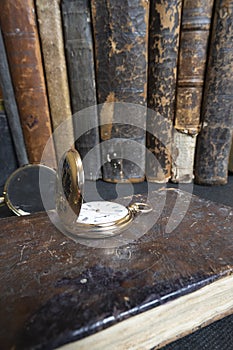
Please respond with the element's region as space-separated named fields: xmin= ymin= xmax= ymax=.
xmin=35 ymin=0 xmax=74 ymax=163
xmin=61 ymin=0 xmax=101 ymax=180
xmin=147 ymin=0 xmax=182 ymax=183
xmin=0 ymin=28 xmax=28 ymax=167
xmin=0 ymin=0 xmax=56 ymax=168
xmin=0 ymin=87 xmax=3 ymax=112
xmin=195 ymin=0 xmax=233 ymax=185
xmin=1 ymin=189 xmax=233 ymax=349
xmin=91 ymin=0 xmax=149 ymax=183
xmin=229 ymin=139 xmax=233 ymax=173
xmin=0 ymin=97 xmax=18 ymax=193
xmin=171 ymin=0 xmax=214 ymax=183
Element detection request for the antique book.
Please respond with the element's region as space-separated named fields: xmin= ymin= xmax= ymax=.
xmin=0 ymin=0 xmax=56 ymax=168
xmin=171 ymin=0 xmax=214 ymax=183
xmin=0 ymin=95 xmax=18 ymax=193
xmin=35 ymin=0 xmax=74 ymax=162
xmin=61 ymin=0 xmax=101 ymax=180
xmin=1 ymin=189 xmax=233 ymax=349
xmin=91 ymin=0 xmax=149 ymax=182
xmin=195 ymin=0 xmax=233 ymax=185
xmin=147 ymin=0 xmax=182 ymax=183
xmin=0 ymin=87 xmax=3 ymax=111
xmin=229 ymin=139 xmax=233 ymax=173
xmin=0 ymin=28 xmax=28 ymax=167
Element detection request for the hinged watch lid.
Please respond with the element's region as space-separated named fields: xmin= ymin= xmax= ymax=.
xmin=55 ymin=148 xmax=153 ymax=239
xmin=56 ymin=148 xmax=84 ymax=226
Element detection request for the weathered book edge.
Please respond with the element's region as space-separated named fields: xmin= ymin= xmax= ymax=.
xmin=61 ymin=0 xmax=101 ymax=180
xmin=0 ymin=0 xmax=56 ymax=168
xmin=228 ymin=138 xmax=233 ymax=173
xmin=195 ymin=0 xmax=233 ymax=185
xmin=91 ymin=0 xmax=149 ymax=183
xmin=172 ymin=130 xmax=197 ymax=183
xmin=147 ymin=0 xmax=182 ymax=183
xmin=171 ymin=0 xmax=214 ymax=183
xmin=0 ymin=28 xmax=28 ymax=166
xmin=0 ymin=99 xmax=18 ymax=192
xmin=35 ymin=0 xmax=75 ymax=163
xmin=58 ymin=275 xmax=233 ymax=350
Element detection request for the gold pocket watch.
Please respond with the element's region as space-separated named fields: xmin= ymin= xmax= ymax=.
xmin=56 ymin=148 xmax=152 ymax=239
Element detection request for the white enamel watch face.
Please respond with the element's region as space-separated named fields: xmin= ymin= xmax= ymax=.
xmin=77 ymin=201 xmax=129 ymax=225
xmin=56 ymin=148 xmax=152 ymax=239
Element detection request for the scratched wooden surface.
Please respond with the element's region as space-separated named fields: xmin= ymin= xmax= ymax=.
xmin=0 ymin=189 xmax=233 ymax=349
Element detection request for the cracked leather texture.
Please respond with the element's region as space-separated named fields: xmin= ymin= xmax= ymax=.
xmin=62 ymin=0 xmax=101 ymax=180
xmin=195 ymin=0 xmax=233 ymax=185
xmin=91 ymin=0 xmax=149 ymax=182
xmin=147 ymin=0 xmax=182 ymax=182
xmin=0 ymin=0 xmax=56 ymax=167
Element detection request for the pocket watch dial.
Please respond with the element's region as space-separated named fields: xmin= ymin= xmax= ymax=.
xmin=77 ymin=201 xmax=128 ymax=225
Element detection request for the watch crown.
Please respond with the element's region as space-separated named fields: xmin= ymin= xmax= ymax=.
xmin=128 ymin=202 xmax=153 ymax=214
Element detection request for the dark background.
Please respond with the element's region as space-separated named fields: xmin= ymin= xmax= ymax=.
xmin=2 ymin=174 xmax=232 ymax=216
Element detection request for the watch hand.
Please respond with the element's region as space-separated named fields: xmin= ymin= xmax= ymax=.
xmin=82 ymin=208 xmax=124 ymax=215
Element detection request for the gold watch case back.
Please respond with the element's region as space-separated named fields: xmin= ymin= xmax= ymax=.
xmin=55 ymin=148 xmax=152 ymax=239
xmin=56 ymin=148 xmax=84 ymax=226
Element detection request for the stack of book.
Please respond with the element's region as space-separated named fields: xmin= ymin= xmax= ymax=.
xmin=0 ymin=0 xmax=232 ymax=186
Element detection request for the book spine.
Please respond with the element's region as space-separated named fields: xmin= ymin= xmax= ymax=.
xmin=0 ymin=95 xmax=18 ymax=193
xmin=195 ymin=0 xmax=233 ymax=185
xmin=172 ymin=131 xmax=197 ymax=183
xmin=171 ymin=0 xmax=214 ymax=183
xmin=229 ymin=139 xmax=233 ymax=173
xmin=0 ymin=88 xmax=3 ymax=112
xmin=35 ymin=0 xmax=75 ymax=163
xmin=0 ymin=28 xmax=29 ymax=166
xmin=0 ymin=0 xmax=56 ymax=168
xmin=146 ymin=0 xmax=182 ymax=182
xmin=61 ymin=0 xmax=101 ymax=180
xmin=91 ymin=0 xmax=149 ymax=183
